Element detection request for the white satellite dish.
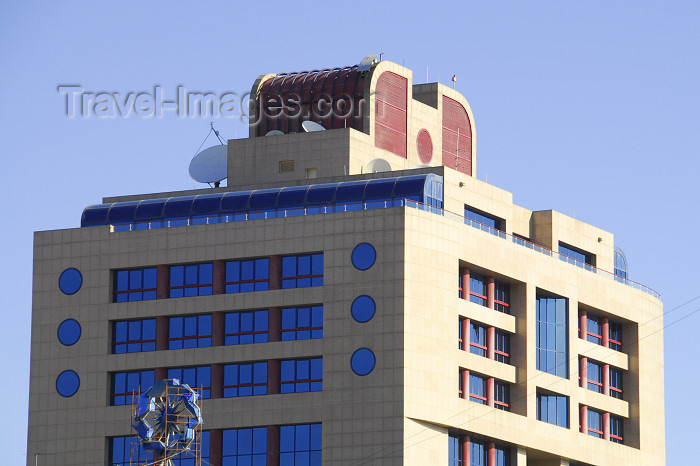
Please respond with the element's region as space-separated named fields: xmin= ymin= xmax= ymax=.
xmin=302 ymin=121 xmax=325 ymax=132
xmin=358 ymin=53 xmax=382 ymax=72
xmin=265 ymin=130 xmax=284 ymax=136
xmin=365 ymin=158 xmax=391 ymax=173
xmin=189 ymin=145 xmax=227 ymax=185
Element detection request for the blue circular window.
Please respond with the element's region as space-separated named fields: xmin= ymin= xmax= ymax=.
xmin=351 ymin=295 xmax=376 ymax=323
xmin=57 ymin=319 xmax=81 ymax=346
xmin=56 ymin=370 xmax=80 ymax=397
xmin=351 ymin=243 xmax=376 ymax=271
xmin=351 ymin=347 xmax=376 ymax=376
xmin=59 ymin=268 xmax=82 ymax=295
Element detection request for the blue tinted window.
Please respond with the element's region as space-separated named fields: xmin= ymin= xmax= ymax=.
xmin=225 ymin=258 xmax=270 ymax=293
xmin=495 ymin=331 xmax=510 ymax=364
xmin=223 ymin=427 xmax=267 ymax=464
xmin=350 ymin=243 xmax=376 ymax=271
xmin=495 ymin=446 xmax=509 ymax=466
xmin=279 ymin=423 xmax=322 ymax=465
xmin=169 ymin=263 xmax=213 ymax=298
xmin=223 ymin=362 xmax=268 ymax=397
xmin=57 ymin=319 xmax=81 ymax=346
xmin=536 ymin=295 xmax=568 ymax=378
xmin=586 ymin=315 xmax=602 ymax=344
xmin=168 ymin=431 xmax=210 ymax=466
xmin=59 ymin=268 xmax=82 ymax=295
xmin=464 ymin=206 xmax=502 ymax=237
xmin=469 ymin=274 xmax=487 ymax=306
xmin=536 ymin=392 xmax=569 ymax=428
xmin=470 ymin=440 xmax=486 ymax=466
xmin=609 ymin=321 xmax=622 ymax=351
xmin=449 ymin=434 xmax=463 ymax=465
xmin=109 ymin=436 xmax=152 ymax=466
xmin=113 ymin=267 xmax=157 ymax=302
xmin=494 ymin=281 xmax=510 ymax=313
xmin=587 ymin=361 xmax=603 ymax=393
xmin=112 ymin=318 xmax=156 ymax=354
xmin=350 ymin=347 xmax=376 ymax=376
xmin=469 ymin=374 xmax=486 ymax=404
xmin=167 ymin=366 xmax=211 ymax=399
xmin=168 ymin=315 xmax=212 ymax=349
xmin=280 ymin=358 xmax=323 ymax=393
xmin=469 ymin=322 xmax=487 ymax=357
xmin=559 ymin=242 xmax=594 ymax=268
xmin=282 ymin=306 xmax=323 ymax=340
xmin=611 ymin=415 xmax=624 ymax=443
xmin=282 ymin=254 xmax=323 ymax=288
xmin=610 ymin=368 xmax=623 ymax=399
xmin=494 ymin=381 xmax=510 ymax=411
xmin=224 ymin=310 xmax=269 ymax=345
xmin=111 ymin=370 xmax=155 ymax=405
xmin=588 ymin=409 xmax=603 ymax=438
xmin=56 ymin=370 xmax=80 ymax=397
xmin=351 ymin=295 xmax=376 ymax=323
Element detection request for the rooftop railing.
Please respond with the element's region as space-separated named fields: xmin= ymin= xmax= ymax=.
xmin=106 ymin=197 xmax=659 ymax=299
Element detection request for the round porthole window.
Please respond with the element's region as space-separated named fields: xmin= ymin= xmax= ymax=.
xmin=58 ymin=268 xmax=82 ymax=295
xmin=57 ymin=319 xmax=81 ymax=346
xmin=351 ymin=347 xmax=376 ymax=376
xmin=351 ymin=295 xmax=376 ymax=323
xmin=56 ymin=370 xmax=80 ymax=397
xmin=351 ymin=243 xmax=376 ymax=271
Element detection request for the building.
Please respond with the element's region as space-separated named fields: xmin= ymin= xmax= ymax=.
xmin=27 ymin=56 xmax=665 ymax=465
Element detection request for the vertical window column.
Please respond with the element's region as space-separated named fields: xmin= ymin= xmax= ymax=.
xmin=209 ymin=430 xmax=222 ymax=466
xmin=459 ymin=368 xmax=469 ymax=398
xmin=155 ymin=367 xmax=167 ymax=382
xmin=488 ymin=441 xmax=496 ymax=466
xmin=603 ymin=412 xmax=611 ymax=441
xmin=459 ymin=267 xmax=470 ymax=300
xmin=486 ymin=276 xmax=495 ymax=309
xmin=459 ymin=317 xmax=470 ymax=350
xmin=579 ymin=405 xmax=587 ymax=433
xmin=601 ymin=317 xmax=610 ymax=347
xmin=486 ymin=378 xmax=495 ymax=408
xmin=267 ymin=425 xmax=280 ymax=466
xmin=269 ymin=255 xmax=282 ymax=290
xmin=602 ymin=363 xmax=610 ymax=396
xmin=463 ymin=435 xmax=471 ymax=465
xmin=211 ymin=363 xmax=223 ymax=398
xmin=212 ymin=312 xmax=225 ymax=346
xmin=156 ymin=316 xmax=169 ymax=351
xmin=268 ymin=307 xmax=282 ymax=342
xmin=157 ymin=264 xmax=170 ymax=299
xmin=487 ymin=326 xmax=495 ymax=360
xmin=579 ymin=309 xmax=587 ymax=340
xmin=213 ymin=260 xmax=226 ymax=294
xmin=268 ymin=359 xmax=280 ymax=395
xmin=579 ymin=357 xmax=587 ymax=388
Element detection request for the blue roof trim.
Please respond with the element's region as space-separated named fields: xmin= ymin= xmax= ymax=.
xmin=81 ymin=174 xmax=443 ymax=227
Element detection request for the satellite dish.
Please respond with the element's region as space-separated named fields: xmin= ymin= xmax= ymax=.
xmin=265 ymin=130 xmax=284 ymax=136
xmin=189 ymin=145 xmax=227 ymax=185
xmin=302 ymin=121 xmax=326 ymax=132
xmin=365 ymin=158 xmax=391 ymax=173
xmin=358 ymin=53 xmax=382 ymax=72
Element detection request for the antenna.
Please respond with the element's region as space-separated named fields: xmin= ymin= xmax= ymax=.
xmin=189 ymin=145 xmax=228 ymax=187
xmin=302 ymin=121 xmax=325 ymax=132
xmin=452 ymin=74 xmax=457 ymax=90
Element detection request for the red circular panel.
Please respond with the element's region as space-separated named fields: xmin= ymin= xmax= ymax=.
xmin=416 ymin=129 xmax=433 ymax=164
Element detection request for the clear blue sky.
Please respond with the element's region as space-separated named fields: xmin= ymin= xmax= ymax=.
xmin=2 ymin=1 xmax=697 ymax=464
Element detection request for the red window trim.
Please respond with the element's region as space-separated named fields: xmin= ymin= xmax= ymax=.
xmin=494 ymin=299 xmax=510 ymax=308
xmin=224 ymin=330 xmax=268 ymax=338
xmin=494 ymin=349 xmax=510 ymax=358
xmin=610 ymin=434 xmax=624 ymax=442
xmin=282 ymin=326 xmax=322 ymax=333
xmin=280 ymin=378 xmax=322 ymax=385
xmin=223 ymin=381 xmax=266 ymax=390
xmin=168 ymin=334 xmax=212 ymax=342
xmin=282 ymin=273 xmax=323 ymax=280
xmin=469 ymin=291 xmax=487 ymax=300
xmin=112 ymin=339 xmax=156 ymax=346
xmin=494 ymin=400 xmax=510 ymax=409
xmin=113 ymin=287 xmax=157 ymax=296
xmin=469 ymin=393 xmax=487 ymax=403
xmin=470 ymin=342 xmax=487 ymax=351
xmin=224 ymin=278 xmax=269 ymax=286
xmin=610 ymin=386 xmax=623 ymax=394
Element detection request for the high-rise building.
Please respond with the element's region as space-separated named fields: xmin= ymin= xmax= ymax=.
xmin=27 ymin=57 xmax=664 ymax=465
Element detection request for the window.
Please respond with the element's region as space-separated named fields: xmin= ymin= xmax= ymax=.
xmin=610 ymin=368 xmax=623 ymax=399
xmin=536 ymin=392 xmax=568 ymax=428
xmin=609 ymin=321 xmax=622 ymax=351
xmin=223 ymin=362 xmax=268 ymax=397
xmin=494 ymin=331 xmax=510 ymax=364
xmin=464 ymin=205 xmax=503 ymax=235
xmin=112 ymin=318 xmax=156 ymax=354
xmin=280 ymin=423 xmax=322 ymax=465
xmin=587 ymin=361 xmax=603 ymax=393
xmin=470 ymin=440 xmax=486 ymax=466
xmin=169 ymin=431 xmax=210 ymax=466
xmin=494 ymin=381 xmax=510 ymax=411
xmin=586 ymin=315 xmax=602 ymax=345
xmin=109 ymin=436 xmax=151 ymax=466
xmin=168 ymin=315 xmax=212 ymax=349
xmin=494 ymin=281 xmax=510 ymax=313
xmin=282 ymin=306 xmax=323 ymax=340
xmin=458 ymin=317 xmax=467 ymax=350
xmin=610 ymin=415 xmax=624 ymax=444
xmin=495 ymin=446 xmax=510 ymax=466
xmin=167 ymin=366 xmax=211 ymax=399
xmin=559 ymin=242 xmax=595 ymax=268
xmin=169 ymin=263 xmax=213 ymax=298
xmin=448 ymin=434 xmax=463 ymax=465
xmin=469 ymin=374 xmax=487 ymax=404
xmin=469 ymin=273 xmax=487 ymax=306
xmin=280 ymin=358 xmax=322 ymax=393
xmin=224 ymin=310 xmax=269 ymax=345
xmin=279 ymin=160 xmax=295 ymax=173
xmin=469 ymin=322 xmax=487 ymax=357
xmin=111 ymin=370 xmax=155 ymax=406
xmin=536 ymin=295 xmax=568 ymax=378
xmin=282 ymin=253 xmax=323 ymax=288
xmin=223 ymin=427 xmax=267 ymax=464
xmin=587 ymin=409 xmax=604 ymax=438
xmin=113 ymin=267 xmax=157 ymax=302
xmin=225 ymin=258 xmax=270 ymax=293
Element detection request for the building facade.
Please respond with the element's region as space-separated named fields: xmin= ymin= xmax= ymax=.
xmin=27 ymin=58 xmax=665 ymax=465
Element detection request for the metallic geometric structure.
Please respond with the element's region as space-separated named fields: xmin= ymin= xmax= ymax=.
xmin=132 ymin=379 xmax=203 ymax=466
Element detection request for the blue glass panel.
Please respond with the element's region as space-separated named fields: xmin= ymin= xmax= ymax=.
xmin=393 ymin=175 xmax=427 ymax=197
xmin=351 ymin=243 xmax=376 ymax=271
xmin=81 ymin=204 xmax=111 ymax=226
xmin=58 ymin=319 xmax=81 ymax=346
xmin=335 ymin=180 xmax=369 ymax=203
xmin=56 ymin=370 xmax=80 ymax=397
xmin=277 ymin=186 xmax=309 ymax=208
xmin=192 ymin=193 xmax=223 ymax=215
xmin=306 ymin=183 xmax=338 ymax=205
xmin=59 ymin=268 xmax=82 ymax=295
xmin=364 ymin=177 xmax=396 ymax=200
xmin=133 ymin=199 xmax=165 ymax=221
xmin=163 ymin=196 xmax=196 ymax=218
xmin=220 ymin=191 xmax=253 ymax=212
xmin=249 ymin=188 xmax=281 ymax=211
xmin=107 ymin=201 xmax=140 ymax=224
xmin=351 ymin=347 xmax=376 ymax=376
